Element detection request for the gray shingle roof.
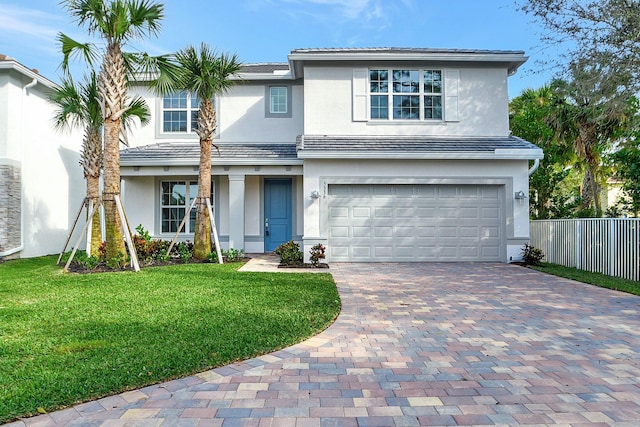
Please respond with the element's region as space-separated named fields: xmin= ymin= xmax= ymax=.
xmin=120 ymin=142 xmax=300 ymax=165
xmin=241 ymin=63 xmax=290 ymax=73
xmin=290 ymin=47 xmax=525 ymax=56
xmin=296 ymin=135 xmax=543 ymax=160
xmin=297 ymin=135 xmax=537 ymax=151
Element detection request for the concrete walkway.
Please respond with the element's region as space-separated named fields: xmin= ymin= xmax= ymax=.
xmin=6 ymin=262 xmax=640 ymax=426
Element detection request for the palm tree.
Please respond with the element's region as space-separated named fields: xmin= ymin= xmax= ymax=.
xmin=50 ymin=72 xmax=150 ymax=256
xmin=510 ymin=85 xmax=574 ymax=219
xmin=59 ymin=0 xmax=165 ymax=260
xmin=549 ymin=58 xmax=632 ymax=216
xmin=171 ymin=44 xmax=242 ymax=259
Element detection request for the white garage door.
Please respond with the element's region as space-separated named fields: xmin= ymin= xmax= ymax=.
xmin=328 ymin=184 xmax=504 ymax=261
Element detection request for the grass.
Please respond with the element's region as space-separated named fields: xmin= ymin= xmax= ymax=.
xmin=529 ymin=262 xmax=640 ymax=295
xmin=0 ymin=256 xmax=340 ymax=424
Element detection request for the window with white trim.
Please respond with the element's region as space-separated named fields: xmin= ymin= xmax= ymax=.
xmin=265 ymin=85 xmax=292 ymax=118
xmin=162 ymin=92 xmax=200 ymax=133
xmin=270 ymin=86 xmax=287 ymax=114
xmin=369 ymin=69 xmax=442 ymax=120
xmin=160 ymin=180 xmax=214 ymax=233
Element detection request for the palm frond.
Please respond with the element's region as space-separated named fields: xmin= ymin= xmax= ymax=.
xmin=57 ymin=32 xmax=98 ymax=73
xmin=124 ymin=95 xmax=150 ymax=126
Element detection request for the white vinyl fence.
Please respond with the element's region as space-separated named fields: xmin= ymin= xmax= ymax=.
xmin=530 ymin=218 xmax=640 ymax=282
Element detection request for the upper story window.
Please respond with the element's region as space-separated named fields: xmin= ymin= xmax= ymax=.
xmin=162 ymin=92 xmax=200 ymax=133
xmin=369 ymin=69 xmax=442 ymax=120
xmin=270 ymin=87 xmax=287 ymax=114
xmin=265 ymin=85 xmax=292 ymax=118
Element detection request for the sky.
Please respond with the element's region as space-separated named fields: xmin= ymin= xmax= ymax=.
xmin=0 ymin=0 xmax=562 ymax=99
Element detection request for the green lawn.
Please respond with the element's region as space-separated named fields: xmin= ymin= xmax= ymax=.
xmin=0 ymin=256 xmax=340 ymax=424
xmin=530 ymin=262 xmax=640 ymax=295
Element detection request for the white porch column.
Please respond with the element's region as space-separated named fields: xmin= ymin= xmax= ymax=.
xmin=228 ymin=174 xmax=245 ymax=250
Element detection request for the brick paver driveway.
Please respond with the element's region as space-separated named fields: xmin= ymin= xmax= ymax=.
xmin=9 ymin=263 xmax=640 ymax=426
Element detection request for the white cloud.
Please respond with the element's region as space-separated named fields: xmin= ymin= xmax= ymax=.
xmin=280 ymin=0 xmax=387 ymax=22
xmin=0 ymin=5 xmax=60 ymax=41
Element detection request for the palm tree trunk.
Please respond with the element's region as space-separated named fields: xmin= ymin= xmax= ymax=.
xmin=103 ymin=119 xmax=125 ymax=259
xmin=86 ymin=175 xmax=102 ymax=256
xmin=84 ymin=126 xmax=103 ymax=256
xmin=99 ymin=42 xmax=127 ymax=260
xmin=193 ymin=141 xmax=212 ymax=259
xmin=193 ymin=99 xmax=216 ymax=259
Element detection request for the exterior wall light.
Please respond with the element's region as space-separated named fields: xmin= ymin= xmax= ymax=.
xmin=514 ymin=190 xmax=526 ymax=200
xmin=310 ymin=190 xmax=321 ymax=199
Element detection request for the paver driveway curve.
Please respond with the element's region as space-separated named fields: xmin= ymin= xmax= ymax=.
xmin=7 ymin=263 xmax=640 ymax=426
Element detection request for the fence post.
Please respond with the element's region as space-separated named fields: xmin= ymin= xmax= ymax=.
xmin=609 ymin=219 xmax=616 ymax=277
xmin=575 ymin=220 xmax=581 ymax=269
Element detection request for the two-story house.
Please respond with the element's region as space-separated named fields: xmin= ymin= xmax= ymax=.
xmin=120 ymin=47 xmax=543 ymax=262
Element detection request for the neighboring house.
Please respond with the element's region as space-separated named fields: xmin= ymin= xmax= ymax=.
xmin=121 ymin=47 xmax=543 ymax=262
xmin=0 ymin=55 xmax=84 ymax=259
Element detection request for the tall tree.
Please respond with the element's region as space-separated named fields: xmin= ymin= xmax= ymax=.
xmin=59 ymin=0 xmax=165 ymax=260
xmin=517 ymin=0 xmax=640 ymax=88
xmin=50 ymin=72 xmax=150 ymax=256
xmin=609 ymin=98 xmax=640 ymax=217
xmin=510 ymin=85 xmax=574 ymax=218
xmin=169 ymin=44 xmax=242 ymax=259
xmin=549 ymin=58 xmax=632 ymax=216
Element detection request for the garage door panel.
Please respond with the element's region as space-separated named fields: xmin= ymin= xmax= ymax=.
xmin=374 ymin=207 xmax=393 ymax=218
xmin=481 ymin=226 xmax=500 ymax=238
xmin=460 ymin=207 xmax=479 ymax=218
xmin=353 ymin=207 xmax=372 ymax=218
xmin=460 ymin=227 xmax=480 ymax=238
xmin=417 ymin=226 xmax=436 ymax=237
xmin=416 ymin=208 xmax=436 ymax=218
xmin=482 ymin=207 xmax=500 ymax=219
xmin=397 ymin=207 xmax=414 ymax=217
xmin=351 ymin=246 xmax=372 ymax=258
xmin=416 ymin=186 xmax=436 ymax=197
xmin=460 ymin=246 xmax=480 ymax=257
xmin=482 ymin=187 xmax=500 ymax=199
xmin=329 ymin=226 xmax=350 ymax=238
xmin=330 ymin=246 xmax=349 ymax=258
xmin=373 ymin=185 xmax=394 ymax=196
xmin=439 ymin=227 xmax=459 ymax=238
xmin=374 ymin=226 xmax=393 ymax=237
xmin=396 ymin=226 xmax=414 ymax=237
xmin=459 ymin=186 xmax=480 ymax=198
xmin=328 ymin=184 xmax=503 ymax=261
xmin=330 ymin=206 xmax=349 ymax=218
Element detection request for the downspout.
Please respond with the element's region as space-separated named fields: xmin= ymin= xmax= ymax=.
xmin=24 ymin=78 xmax=37 ymax=92
xmin=0 ymin=78 xmax=37 ymax=257
xmin=528 ymin=158 xmax=540 ymax=176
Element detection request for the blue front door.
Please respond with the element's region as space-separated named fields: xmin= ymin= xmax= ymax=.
xmin=264 ymin=179 xmax=292 ymax=252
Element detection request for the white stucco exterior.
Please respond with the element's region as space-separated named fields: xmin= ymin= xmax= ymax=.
xmin=0 ymin=58 xmax=84 ymax=258
xmin=303 ymin=66 xmax=509 ymax=137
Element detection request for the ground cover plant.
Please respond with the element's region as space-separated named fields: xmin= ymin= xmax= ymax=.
xmin=0 ymin=256 xmax=340 ymax=424
xmin=530 ymin=262 xmax=640 ymax=296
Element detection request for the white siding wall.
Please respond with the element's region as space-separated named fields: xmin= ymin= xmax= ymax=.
xmin=303 ymin=66 xmax=510 ymax=137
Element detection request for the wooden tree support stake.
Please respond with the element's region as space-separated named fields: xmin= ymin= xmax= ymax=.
xmin=114 ymin=195 xmax=140 ymax=272
xmin=206 ymin=197 xmax=224 ymax=264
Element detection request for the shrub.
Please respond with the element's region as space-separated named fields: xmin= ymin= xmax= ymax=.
xmin=225 ymin=248 xmax=245 ymax=262
xmin=275 ymin=240 xmax=303 ymax=266
xmin=521 ymin=243 xmax=544 ymax=266
xmin=176 ymin=242 xmax=192 ymax=262
xmin=309 ymin=243 xmax=326 ymax=267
